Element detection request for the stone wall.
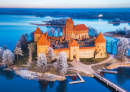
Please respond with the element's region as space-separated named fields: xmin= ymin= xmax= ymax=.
xmin=54 ymin=49 xmax=70 ymax=58
xmin=79 ymin=48 xmax=95 ymax=58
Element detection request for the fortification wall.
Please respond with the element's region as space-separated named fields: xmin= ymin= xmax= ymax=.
xmin=54 ymin=49 xmax=70 ymax=58
xmin=79 ymin=48 xmax=95 ymax=58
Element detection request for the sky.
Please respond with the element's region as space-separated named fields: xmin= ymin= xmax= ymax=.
xmin=0 ymin=0 xmax=130 ymax=8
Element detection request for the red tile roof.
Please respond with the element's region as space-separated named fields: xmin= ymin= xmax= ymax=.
xmin=94 ymin=32 xmax=106 ymax=43
xmin=73 ymin=24 xmax=89 ymax=31
xmin=37 ymin=34 xmax=50 ymax=45
xmin=34 ymin=27 xmax=43 ymax=34
xmin=53 ymin=48 xmax=69 ymax=51
xmin=68 ymin=39 xmax=79 ymax=46
xmin=66 ymin=18 xmax=74 ymax=23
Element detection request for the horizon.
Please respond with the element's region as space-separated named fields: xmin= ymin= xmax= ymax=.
xmin=0 ymin=0 xmax=130 ymax=8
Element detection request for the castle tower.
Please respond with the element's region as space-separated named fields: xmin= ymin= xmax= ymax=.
xmin=34 ymin=27 xmax=43 ymax=42
xmin=37 ymin=34 xmax=50 ymax=57
xmin=68 ymin=39 xmax=79 ymax=60
xmin=94 ymin=32 xmax=107 ymax=58
xmin=64 ymin=18 xmax=74 ymax=40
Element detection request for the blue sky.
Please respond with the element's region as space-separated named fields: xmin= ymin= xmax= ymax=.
xmin=0 ymin=0 xmax=130 ymax=8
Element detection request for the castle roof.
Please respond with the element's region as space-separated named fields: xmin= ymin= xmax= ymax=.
xmin=37 ymin=34 xmax=50 ymax=45
xmin=94 ymin=32 xmax=106 ymax=43
xmin=34 ymin=27 xmax=43 ymax=34
xmin=53 ymin=48 xmax=69 ymax=51
xmin=68 ymin=39 xmax=79 ymax=46
xmin=66 ymin=18 xmax=74 ymax=23
xmin=73 ymin=24 xmax=89 ymax=31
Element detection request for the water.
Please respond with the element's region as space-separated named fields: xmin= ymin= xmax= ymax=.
xmin=104 ymin=67 xmax=130 ymax=91
xmin=0 ymin=14 xmax=130 ymax=92
xmin=0 ymin=67 xmax=111 ymax=92
xmin=0 ymin=15 xmax=129 ymax=51
xmin=1 ymin=67 xmax=130 ymax=92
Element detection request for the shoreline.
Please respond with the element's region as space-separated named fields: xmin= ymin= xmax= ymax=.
xmin=106 ymin=62 xmax=130 ymax=70
xmin=12 ymin=66 xmax=92 ymax=81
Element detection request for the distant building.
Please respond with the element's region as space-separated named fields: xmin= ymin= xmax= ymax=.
xmin=62 ymin=18 xmax=89 ymax=40
xmin=34 ymin=19 xmax=107 ymax=60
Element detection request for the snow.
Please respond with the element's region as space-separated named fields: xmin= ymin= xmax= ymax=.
xmin=15 ymin=70 xmax=37 ymax=80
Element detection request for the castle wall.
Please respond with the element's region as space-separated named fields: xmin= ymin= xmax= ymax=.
xmin=54 ymin=49 xmax=70 ymax=58
xmin=79 ymin=47 xmax=95 ymax=58
xmin=95 ymin=52 xmax=107 ymax=58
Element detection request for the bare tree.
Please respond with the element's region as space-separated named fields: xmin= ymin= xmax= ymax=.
xmin=3 ymin=45 xmax=7 ymax=50
xmin=19 ymin=34 xmax=28 ymax=49
xmin=116 ymin=38 xmax=130 ymax=61
xmin=25 ymin=33 xmax=29 ymax=39
xmin=2 ymin=49 xmax=15 ymax=67
xmin=57 ymin=52 xmax=68 ymax=75
xmin=50 ymin=27 xmax=55 ymax=37
xmin=48 ymin=47 xmax=55 ymax=60
xmin=30 ymin=31 xmax=35 ymax=41
xmin=14 ymin=47 xmax=23 ymax=61
xmin=15 ymin=41 xmax=21 ymax=48
xmin=37 ymin=53 xmax=47 ymax=71
xmin=57 ymin=28 xmax=61 ymax=36
xmin=28 ymin=43 xmax=36 ymax=63
xmin=107 ymin=40 xmax=115 ymax=54
xmin=89 ymin=27 xmax=99 ymax=37
xmin=0 ymin=47 xmax=3 ymax=62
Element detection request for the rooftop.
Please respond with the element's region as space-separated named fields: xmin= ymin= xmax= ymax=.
xmin=37 ymin=34 xmax=50 ymax=45
xmin=66 ymin=18 xmax=74 ymax=23
xmin=34 ymin=27 xmax=43 ymax=34
xmin=73 ymin=24 xmax=89 ymax=31
xmin=94 ymin=32 xmax=106 ymax=43
xmin=68 ymin=39 xmax=79 ymax=46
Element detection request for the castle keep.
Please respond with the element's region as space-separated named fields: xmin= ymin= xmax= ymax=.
xmin=62 ymin=18 xmax=89 ymax=40
xmin=34 ymin=18 xmax=107 ymax=60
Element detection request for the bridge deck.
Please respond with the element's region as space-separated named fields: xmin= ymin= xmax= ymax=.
xmin=98 ymin=70 xmax=118 ymax=74
xmin=94 ymin=73 xmax=127 ymax=92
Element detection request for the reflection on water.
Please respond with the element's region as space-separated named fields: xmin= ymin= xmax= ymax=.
xmin=56 ymin=80 xmax=68 ymax=92
xmin=0 ymin=67 xmax=15 ymax=80
xmin=104 ymin=67 xmax=130 ymax=91
xmin=116 ymin=67 xmax=130 ymax=84
xmin=39 ymin=81 xmax=55 ymax=92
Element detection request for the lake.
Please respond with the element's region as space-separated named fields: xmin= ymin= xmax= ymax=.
xmin=1 ymin=67 xmax=130 ymax=92
xmin=0 ymin=14 xmax=130 ymax=92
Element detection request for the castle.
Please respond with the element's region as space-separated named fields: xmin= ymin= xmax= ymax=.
xmin=34 ymin=18 xmax=107 ymax=60
xmin=62 ymin=18 xmax=89 ymax=40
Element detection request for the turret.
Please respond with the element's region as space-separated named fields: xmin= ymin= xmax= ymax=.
xmin=68 ymin=39 xmax=79 ymax=60
xmin=94 ymin=32 xmax=106 ymax=53
xmin=37 ymin=34 xmax=50 ymax=57
xmin=94 ymin=32 xmax=107 ymax=58
xmin=65 ymin=18 xmax=74 ymax=39
xmin=34 ymin=27 xmax=43 ymax=42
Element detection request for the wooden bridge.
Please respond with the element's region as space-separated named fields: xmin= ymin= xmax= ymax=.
xmin=69 ymin=73 xmax=85 ymax=84
xmin=98 ymin=69 xmax=118 ymax=74
xmin=94 ymin=73 xmax=127 ymax=92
